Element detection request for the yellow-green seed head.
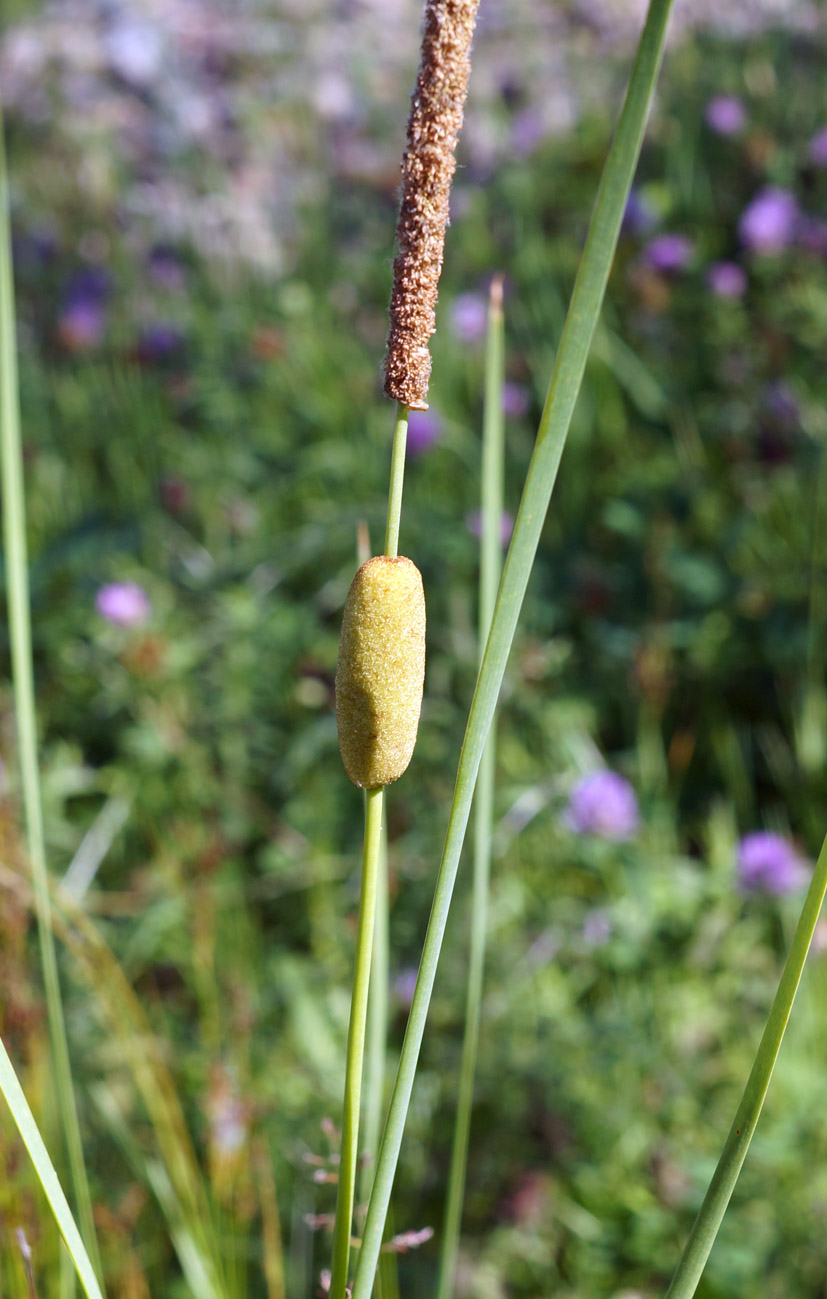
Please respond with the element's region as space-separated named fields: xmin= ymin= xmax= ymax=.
xmin=335 ymin=555 xmax=426 ymax=789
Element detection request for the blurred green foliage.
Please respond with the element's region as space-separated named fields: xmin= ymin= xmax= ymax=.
xmin=2 ymin=21 xmax=827 ymax=1299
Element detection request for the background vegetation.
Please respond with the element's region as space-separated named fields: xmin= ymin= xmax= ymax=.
xmin=1 ymin=3 xmax=827 ymax=1295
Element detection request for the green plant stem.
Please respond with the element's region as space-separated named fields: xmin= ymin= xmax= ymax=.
xmin=361 ymin=822 xmax=389 ymax=1209
xmin=436 ymin=278 xmax=505 ymax=1299
xmin=0 ymin=1038 xmax=103 ymax=1299
xmin=384 ymin=404 xmax=409 ymax=558
xmin=665 ymin=830 xmax=827 ymax=1299
xmin=0 ymin=106 xmax=103 ymax=1285
xmin=352 ymin=3 xmax=674 ymax=1292
xmin=329 ymin=786 xmax=385 ymax=1299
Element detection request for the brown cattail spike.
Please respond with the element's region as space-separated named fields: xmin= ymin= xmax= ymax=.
xmin=384 ymin=0 xmax=480 ymax=411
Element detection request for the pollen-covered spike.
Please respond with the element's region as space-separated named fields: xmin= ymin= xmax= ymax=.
xmin=335 ymin=556 xmax=426 ymax=789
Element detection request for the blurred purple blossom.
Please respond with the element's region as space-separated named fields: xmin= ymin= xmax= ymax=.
xmin=502 ymin=382 xmax=529 ymax=418
xmin=706 ymin=261 xmax=747 ymax=298
xmin=622 ymin=189 xmax=657 ymax=237
xmin=763 ymin=380 xmax=799 ymax=428
xmin=737 ymin=832 xmax=808 ymax=895
xmin=58 ymin=300 xmax=106 ymax=351
xmin=136 ymin=323 xmax=185 ymax=364
xmin=808 ymin=127 xmax=827 ymax=167
xmin=449 ymin=293 xmax=488 ymax=343
xmin=105 ymin=19 xmax=164 ymax=88
xmin=565 ymin=771 xmax=639 ymax=841
xmin=393 ymin=968 xmax=418 ymax=1010
xmin=704 ymin=95 xmax=746 ymax=136
xmin=510 ymin=108 xmax=545 ymax=157
xmin=95 ymin=581 xmax=151 ymax=627
xmin=466 ymin=509 xmax=514 ymax=547
xmin=738 ymin=187 xmax=799 ymax=254
xmin=643 ymin=234 xmax=694 ymax=272
xmin=148 ymin=246 xmax=187 ymax=292
xmin=406 ymin=409 xmax=442 ymax=458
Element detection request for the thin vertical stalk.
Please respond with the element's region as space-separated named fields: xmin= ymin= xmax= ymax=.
xmin=665 ymin=830 xmax=827 ymax=1299
xmin=352 ymin=3 xmax=674 ymax=1292
xmin=361 ymin=823 xmax=389 ymax=1211
xmin=0 ymin=107 xmax=103 ymax=1284
xmin=436 ymin=277 xmax=505 ymax=1299
xmin=384 ymin=404 xmax=409 ymax=559
xmin=329 ymin=787 xmax=385 ymax=1299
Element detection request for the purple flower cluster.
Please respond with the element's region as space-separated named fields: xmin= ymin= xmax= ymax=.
xmin=95 ymin=581 xmax=151 ymax=628
xmin=706 ymin=261 xmax=748 ymax=298
xmin=643 ymin=234 xmax=694 ymax=273
xmin=565 ymin=771 xmax=639 ymax=841
xmin=406 ymin=409 xmax=442 ymax=458
xmin=736 ymin=832 xmax=808 ymax=896
xmin=466 ymin=509 xmax=514 ymax=548
xmin=738 ymin=187 xmax=799 ymax=255
xmin=705 ymin=95 xmax=746 ymax=137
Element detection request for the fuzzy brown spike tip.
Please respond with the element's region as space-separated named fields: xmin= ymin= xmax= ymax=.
xmin=383 ymin=0 xmax=481 ymax=411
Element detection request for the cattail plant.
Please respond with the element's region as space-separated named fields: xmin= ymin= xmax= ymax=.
xmin=329 ymin=6 xmax=479 ymax=1296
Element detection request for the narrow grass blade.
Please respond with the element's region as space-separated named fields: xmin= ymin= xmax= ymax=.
xmin=436 ymin=276 xmax=505 ymax=1299
xmin=0 ymin=861 xmax=228 ymax=1296
xmin=665 ymin=830 xmax=827 ymax=1298
xmin=0 ymin=1038 xmax=103 ymax=1299
xmin=0 ymin=104 xmax=103 ymax=1283
xmin=352 ymin=3 xmax=675 ymax=1292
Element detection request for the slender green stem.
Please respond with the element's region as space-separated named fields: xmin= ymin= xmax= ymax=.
xmin=330 ymin=787 xmax=385 ymax=1299
xmin=384 ymin=404 xmax=409 ymax=558
xmin=0 ymin=107 xmax=103 ymax=1284
xmin=665 ymin=830 xmax=827 ymax=1298
xmin=352 ymin=3 xmax=674 ymax=1292
xmin=361 ymin=821 xmax=389 ymax=1210
xmin=436 ymin=278 xmax=505 ymax=1299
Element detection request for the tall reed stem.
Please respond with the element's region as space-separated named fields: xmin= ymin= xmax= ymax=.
xmin=665 ymin=830 xmax=827 ymax=1298
xmin=352 ymin=3 xmax=674 ymax=1292
xmin=436 ymin=277 xmax=505 ymax=1299
xmin=330 ymin=401 xmax=411 ymax=1297
xmin=330 ymin=787 xmax=385 ymax=1299
xmin=0 ymin=105 xmax=103 ymax=1285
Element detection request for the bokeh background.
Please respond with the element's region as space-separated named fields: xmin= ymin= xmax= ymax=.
xmin=2 ymin=0 xmax=827 ymax=1295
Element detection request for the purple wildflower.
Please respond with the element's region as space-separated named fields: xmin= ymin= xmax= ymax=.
xmin=148 ymin=246 xmax=187 ymax=291
xmin=565 ymin=771 xmax=639 ymax=841
xmin=739 ymin=187 xmax=799 ymax=255
xmin=706 ymin=261 xmax=748 ymax=298
xmin=510 ymin=108 xmax=545 ymax=157
xmin=808 ymin=127 xmax=827 ymax=167
xmin=449 ymin=293 xmax=488 ymax=343
xmin=466 ymin=509 xmax=514 ymax=548
xmin=502 ymin=382 xmax=529 ymax=418
xmin=393 ymin=968 xmax=418 ymax=1009
xmin=643 ymin=234 xmax=694 ymax=273
xmin=406 ymin=409 xmax=442 ymax=458
xmin=95 ymin=581 xmax=151 ymax=628
xmin=105 ymin=19 xmax=164 ymax=87
xmin=58 ymin=267 xmax=111 ymax=351
xmin=58 ymin=300 xmax=106 ymax=351
xmin=704 ymin=95 xmax=746 ymax=137
xmin=136 ymin=323 xmax=185 ymax=364
xmin=622 ymin=189 xmax=657 ymax=237
xmin=737 ymin=832 xmax=808 ymax=896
